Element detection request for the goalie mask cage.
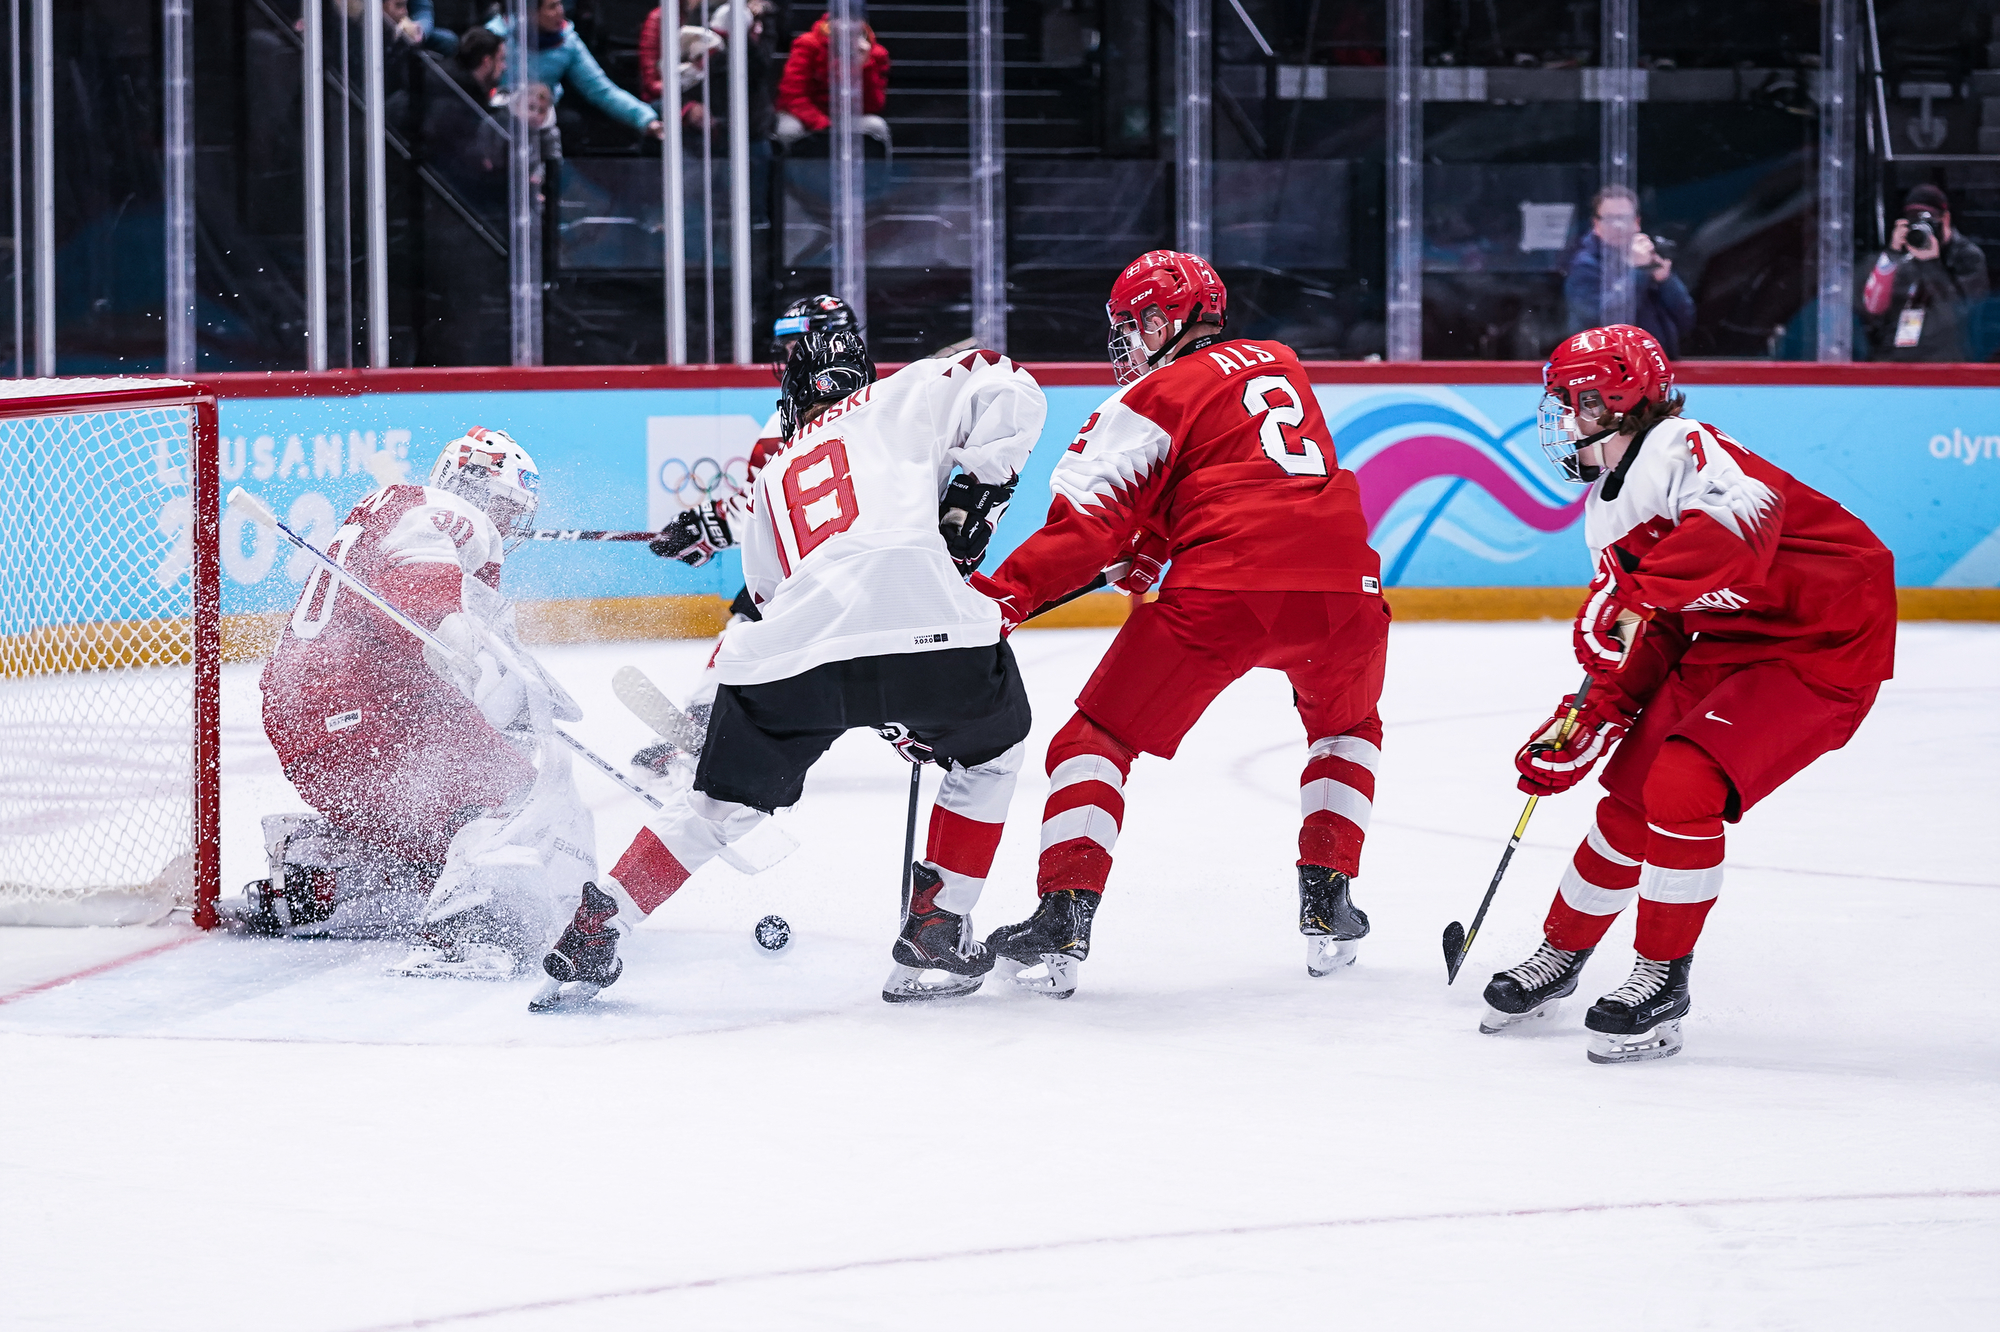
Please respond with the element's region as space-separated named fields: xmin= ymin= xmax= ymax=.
xmin=0 ymin=379 xmax=220 ymax=928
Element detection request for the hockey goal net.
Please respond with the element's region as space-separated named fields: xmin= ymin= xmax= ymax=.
xmin=0 ymin=378 xmax=220 ymax=927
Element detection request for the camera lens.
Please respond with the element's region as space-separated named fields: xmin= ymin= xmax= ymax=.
xmin=1908 ymin=221 xmax=1936 ymax=249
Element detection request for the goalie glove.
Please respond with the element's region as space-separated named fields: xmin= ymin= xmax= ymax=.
xmin=648 ymin=502 xmax=735 ymax=568
xmin=1513 ymin=691 xmax=1631 ymax=797
xmin=938 ymin=473 xmax=1015 ymax=576
xmin=1574 ymin=565 xmax=1654 ymax=677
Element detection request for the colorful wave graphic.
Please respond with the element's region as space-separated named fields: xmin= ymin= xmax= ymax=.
xmin=1354 ymin=436 xmax=1585 ymax=534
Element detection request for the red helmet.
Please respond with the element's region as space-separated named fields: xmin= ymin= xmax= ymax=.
xmin=1106 ymin=250 xmax=1228 ymax=384
xmin=1542 ymin=324 xmax=1672 ymax=414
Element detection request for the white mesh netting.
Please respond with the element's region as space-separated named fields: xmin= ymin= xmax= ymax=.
xmin=0 ymin=398 xmax=200 ymax=926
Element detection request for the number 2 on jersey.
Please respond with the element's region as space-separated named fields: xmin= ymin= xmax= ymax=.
xmin=1241 ymin=374 xmax=1328 ymax=477
xmin=781 ymin=437 xmax=861 ymax=560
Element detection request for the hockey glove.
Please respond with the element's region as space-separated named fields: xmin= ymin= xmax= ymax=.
xmin=967 ymin=572 xmax=1029 ymax=635
xmin=938 ymin=473 xmax=1016 ymax=576
xmin=876 ymin=723 xmax=936 ymax=765
xmin=421 ymin=611 xmax=485 ymax=699
xmin=1514 ymin=692 xmax=1631 ymax=797
xmin=1574 ymin=566 xmax=1654 ymax=678
xmin=649 ymin=502 xmax=735 ymax=568
xmin=1103 ymin=528 xmax=1169 ymax=596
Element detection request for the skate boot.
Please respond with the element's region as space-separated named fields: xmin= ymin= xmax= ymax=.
xmin=985 ymin=888 xmax=1100 ymax=999
xmin=1584 ymin=952 xmax=1692 ymax=1064
xmin=1480 ymin=941 xmax=1594 ymax=1033
xmin=881 ymin=864 xmax=993 ymax=1003
xmin=1299 ymin=866 xmax=1370 ymax=976
xmin=529 ymin=883 xmax=625 ymax=1012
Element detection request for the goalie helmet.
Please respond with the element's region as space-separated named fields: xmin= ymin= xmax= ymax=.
xmin=778 ymin=330 xmax=875 ymax=440
xmin=1537 ymin=324 xmax=1673 ymax=484
xmin=1106 ymin=250 xmax=1228 ymax=385
xmin=427 ymin=427 xmax=540 ymax=545
xmin=770 ymin=293 xmax=863 ymax=378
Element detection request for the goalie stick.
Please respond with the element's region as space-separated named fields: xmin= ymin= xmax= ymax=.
xmin=1441 ymin=677 xmax=1594 ymax=983
xmin=524 ymin=529 xmax=662 ymax=543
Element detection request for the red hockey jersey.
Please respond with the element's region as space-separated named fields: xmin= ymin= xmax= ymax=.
xmin=988 ymin=338 xmax=1380 ymax=612
xmin=1586 ymin=419 xmax=1896 ymax=694
xmin=261 ymin=484 xmax=507 ymax=764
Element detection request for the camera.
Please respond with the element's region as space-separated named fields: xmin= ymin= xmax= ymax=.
xmin=1906 ymin=210 xmax=1939 ymax=251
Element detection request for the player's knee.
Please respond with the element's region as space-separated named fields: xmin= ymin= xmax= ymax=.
xmin=1643 ymin=738 xmax=1733 ymax=829
xmin=1045 ymin=712 xmax=1135 ymax=777
xmin=1594 ymin=792 xmax=1650 ymax=859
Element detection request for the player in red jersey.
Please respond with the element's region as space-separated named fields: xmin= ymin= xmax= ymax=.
xmin=1482 ymin=325 xmax=1896 ymax=1062
xmin=967 ymin=250 xmax=1390 ymax=997
xmin=256 ymin=429 xmax=613 ymax=988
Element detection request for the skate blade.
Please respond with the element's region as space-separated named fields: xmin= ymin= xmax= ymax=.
xmin=997 ymin=953 xmax=1078 ymax=999
xmin=881 ymin=963 xmax=984 ymax=1004
xmin=1478 ymin=997 xmax=1561 ymax=1034
xmin=528 ymin=977 xmax=603 ymax=1012
xmin=1586 ymin=1018 xmax=1684 ymax=1064
xmin=1305 ymin=935 xmax=1360 ymax=978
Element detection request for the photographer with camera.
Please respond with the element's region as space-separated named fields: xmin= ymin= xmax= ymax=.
xmin=1861 ymin=185 xmax=1989 ymax=362
xmin=1564 ymin=186 xmax=1696 ymax=358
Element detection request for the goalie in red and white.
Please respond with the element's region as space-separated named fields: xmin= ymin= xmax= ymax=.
xmin=967 ymin=249 xmax=1392 ymax=996
xmin=253 ymin=429 xmax=616 ymax=989
xmin=1482 ymin=325 xmax=1896 ymax=1063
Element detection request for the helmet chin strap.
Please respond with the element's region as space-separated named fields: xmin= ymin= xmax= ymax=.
xmin=1144 ymin=302 xmax=1214 ymax=370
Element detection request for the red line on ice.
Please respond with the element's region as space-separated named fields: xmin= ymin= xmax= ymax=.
xmin=345 ymin=1187 xmax=2000 ymax=1330
xmin=0 ymin=933 xmax=203 ymax=1007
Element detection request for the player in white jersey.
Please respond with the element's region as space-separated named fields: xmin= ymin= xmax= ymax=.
xmin=254 ymin=429 xmax=616 ymax=991
xmin=632 ymin=294 xmax=867 ymax=774
xmin=603 ymin=331 xmax=1049 ymax=1001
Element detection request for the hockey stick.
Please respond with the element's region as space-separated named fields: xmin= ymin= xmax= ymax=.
xmin=1022 ymin=572 xmax=1110 ymax=623
xmin=228 ymin=486 xmax=668 ymax=817
xmin=1442 ymin=677 xmax=1594 ymax=984
xmin=897 ymin=761 xmax=921 ymax=922
xmin=524 ymin=529 xmax=662 ymax=543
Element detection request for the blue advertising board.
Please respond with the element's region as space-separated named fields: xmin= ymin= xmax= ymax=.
xmin=210 ymin=377 xmax=2000 ymax=619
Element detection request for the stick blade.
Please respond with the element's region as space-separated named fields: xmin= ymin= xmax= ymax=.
xmin=226 ymin=486 xmax=277 ymax=527
xmin=611 ymin=665 xmax=705 ymax=753
xmin=1442 ymin=921 xmax=1468 ymax=984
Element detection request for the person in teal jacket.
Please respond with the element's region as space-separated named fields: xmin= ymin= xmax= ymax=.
xmin=487 ymin=0 xmax=665 ymax=139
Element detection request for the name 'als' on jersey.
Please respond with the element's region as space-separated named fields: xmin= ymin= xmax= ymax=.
xmin=998 ymin=338 xmax=1380 ymax=613
xmin=717 ymin=350 xmax=1048 ymax=685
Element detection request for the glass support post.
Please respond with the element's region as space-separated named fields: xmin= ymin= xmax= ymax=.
xmin=700 ymin=20 xmax=715 ymax=363
xmin=829 ymin=0 xmax=866 ymax=329
xmin=1597 ymin=0 xmax=1637 ymax=327
xmin=1818 ymin=0 xmax=1855 ymax=362
xmin=1175 ymin=0 xmax=1210 ymax=257
xmin=30 ymin=0 xmax=49 ymax=374
xmin=662 ymin=35 xmax=687 ymax=364
xmin=1385 ymin=0 xmax=1421 ymax=362
xmin=728 ymin=0 xmax=752 ymax=363
xmin=301 ymin=0 xmax=328 ymax=371
xmin=164 ymin=0 xmax=194 ymax=374
xmin=969 ymin=0 xmax=1004 ymax=349
xmin=362 ymin=0 xmax=388 ymax=367
xmin=506 ymin=0 xmax=541 ymax=367
xmin=8 ymin=0 xmax=21 ymax=375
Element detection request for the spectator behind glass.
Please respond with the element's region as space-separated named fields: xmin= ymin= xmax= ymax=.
xmin=774 ymin=13 xmax=890 ymax=150
xmin=1563 ymin=185 xmax=1696 ymax=358
xmin=393 ymin=0 xmax=456 ymax=56
xmin=638 ymin=1 xmax=777 ymax=136
xmin=424 ymin=26 xmax=510 ymax=212
xmin=486 ymin=0 xmax=665 ymax=142
xmin=710 ymin=1 xmax=778 ymax=141
xmin=638 ymin=0 xmax=713 ymax=105
xmin=1860 ymin=184 xmax=1991 ymax=362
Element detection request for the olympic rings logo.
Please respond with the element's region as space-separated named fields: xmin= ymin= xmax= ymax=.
xmin=657 ymin=455 xmax=751 ymax=508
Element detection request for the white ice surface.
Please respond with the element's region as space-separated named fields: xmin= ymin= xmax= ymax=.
xmin=2 ymin=624 xmax=1996 ymax=1330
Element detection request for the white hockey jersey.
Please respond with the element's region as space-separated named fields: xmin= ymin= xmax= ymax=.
xmin=714 ymin=350 xmax=1047 ymax=685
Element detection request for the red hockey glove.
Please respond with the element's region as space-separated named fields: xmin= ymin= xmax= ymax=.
xmin=967 ymin=571 xmax=1029 ymax=635
xmin=649 ymin=502 xmax=735 ymax=568
xmin=1103 ymin=528 xmax=1168 ymax=596
xmin=1574 ymin=567 xmax=1654 ymax=679
xmin=1514 ymin=692 xmax=1631 ymax=797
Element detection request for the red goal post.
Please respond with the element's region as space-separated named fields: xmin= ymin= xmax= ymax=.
xmin=0 ymin=378 xmax=220 ymax=928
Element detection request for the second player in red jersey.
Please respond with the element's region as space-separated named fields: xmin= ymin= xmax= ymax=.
xmin=970 ymin=249 xmax=1390 ymax=995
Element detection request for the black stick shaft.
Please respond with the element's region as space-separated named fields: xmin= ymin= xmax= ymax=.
xmin=899 ymin=762 xmax=921 ymax=918
xmin=1023 ymin=571 xmax=1110 ymax=622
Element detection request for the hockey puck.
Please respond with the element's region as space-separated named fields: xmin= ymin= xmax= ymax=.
xmin=753 ymin=914 xmax=792 ymax=954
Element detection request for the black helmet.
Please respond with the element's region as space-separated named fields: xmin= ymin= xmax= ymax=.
xmin=779 ymin=330 xmax=875 ymax=441
xmin=770 ymin=294 xmax=862 ymax=372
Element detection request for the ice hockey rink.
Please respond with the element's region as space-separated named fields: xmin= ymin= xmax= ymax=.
xmin=2 ymin=620 xmax=1995 ymax=1330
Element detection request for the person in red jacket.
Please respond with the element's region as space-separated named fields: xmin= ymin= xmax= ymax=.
xmin=968 ymin=250 xmax=1391 ymax=998
xmin=1482 ymin=324 xmax=1897 ymax=1063
xmin=773 ymin=14 xmax=890 ymax=149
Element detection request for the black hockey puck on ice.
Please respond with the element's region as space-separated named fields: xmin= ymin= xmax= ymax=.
xmin=753 ymin=915 xmax=792 ymax=954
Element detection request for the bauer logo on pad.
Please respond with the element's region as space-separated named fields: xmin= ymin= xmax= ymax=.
xmin=324 ymin=710 xmax=362 ymax=733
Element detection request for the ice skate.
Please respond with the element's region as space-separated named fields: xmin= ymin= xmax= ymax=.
xmin=1480 ymin=941 xmax=1595 ymax=1033
xmin=388 ymin=939 xmax=519 ymax=980
xmin=1298 ymin=866 xmax=1369 ymax=976
xmin=882 ymin=864 xmax=992 ymax=1003
xmin=985 ymin=888 xmax=1099 ymax=999
xmin=529 ymin=884 xmax=625 ymax=1012
xmin=1584 ymin=952 xmax=1692 ymax=1063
